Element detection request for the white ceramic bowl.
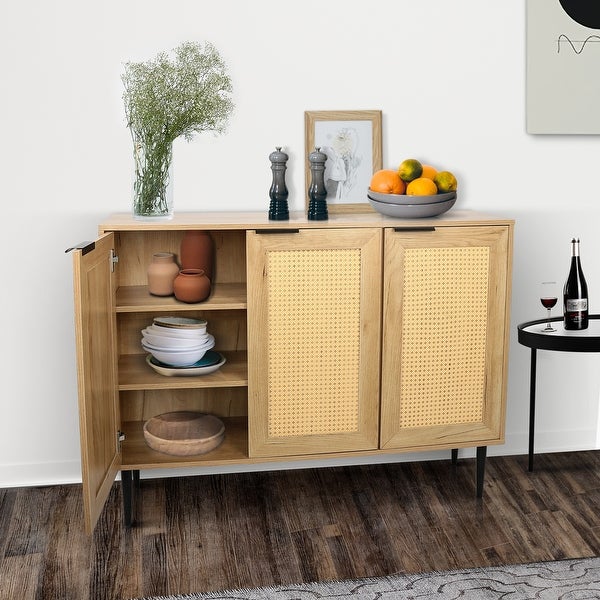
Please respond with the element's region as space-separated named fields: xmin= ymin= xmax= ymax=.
xmin=142 ymin=337 xmax=215 ymax=366
xmin=141 ymin=334 xmax=214 ymax=352
xmin=149 ymin=323 xmax=209 ymax=339
xmin=141 ymin=328 xmax=209 ymax=349
xmin=153 ymin=316 xmax=208 ymax=330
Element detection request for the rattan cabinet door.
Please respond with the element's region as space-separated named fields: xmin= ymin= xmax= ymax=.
xmin=380 ymin=225 xmax=511 ymax=452
xmin=247 ymin=228 xmax=382 ymax=458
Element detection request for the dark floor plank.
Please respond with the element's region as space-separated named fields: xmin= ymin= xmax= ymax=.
xmin=2 ymin=451 xmax=600 ymax=599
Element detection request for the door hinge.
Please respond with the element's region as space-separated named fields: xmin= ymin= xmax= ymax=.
xmin=111 ymin=249 xmax=119 ymax=272
xmin=117 ymin=430 xmax=125 ymax=450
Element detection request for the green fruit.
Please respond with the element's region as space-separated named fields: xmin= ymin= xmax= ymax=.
xmin=397 ymin=158 xmax=423 ymax=183
xmin=433 ymin=171 xmax=458 ymax=193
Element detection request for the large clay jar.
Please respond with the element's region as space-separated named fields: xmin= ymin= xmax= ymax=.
xmin=180 ymin=231 xmax=214 ymax=280
xmin=147 ymin=252 xmax=180 ymax=296
xmin=173 ymin=269 xmax=211 ymax=303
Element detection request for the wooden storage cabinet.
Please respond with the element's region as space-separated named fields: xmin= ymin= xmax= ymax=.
xmin=71 ymin=211 xmax=513 ymax=534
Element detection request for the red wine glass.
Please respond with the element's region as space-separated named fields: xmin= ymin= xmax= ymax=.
xmin=540 ymin=281 xmax=558 ymax=332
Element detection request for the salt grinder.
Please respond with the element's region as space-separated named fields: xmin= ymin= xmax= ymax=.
xmin=307 ymin=147 xmax=328 ymax=220
xmin=268 ymin=147 xmax=289 ymax=220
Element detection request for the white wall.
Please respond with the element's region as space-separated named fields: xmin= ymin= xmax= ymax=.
xmin=2 ymin=0 xmax=599 ymax=487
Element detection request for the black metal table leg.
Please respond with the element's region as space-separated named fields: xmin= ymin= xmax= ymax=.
xmin=528 ymin=348 xmax=537 ymax=472
xmin=121 ymin=469 xmax=139 ymax=527
xmin=451 ymin=448 xmax=458 ymax=465
xmin=476 ymin=446 xmax=487 ymax=498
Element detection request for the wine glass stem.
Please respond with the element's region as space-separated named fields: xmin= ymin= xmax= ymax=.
xmin=547 ymin=308 xmax=552 ymax=328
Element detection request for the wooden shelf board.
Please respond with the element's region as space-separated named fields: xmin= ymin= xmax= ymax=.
xmin=116 ymin=283 xmax=247 ymax=312
xmin=121 ymin=416 xmax=250 ymax=469
xmin=118 ymin=351 xmax=248 ymax=390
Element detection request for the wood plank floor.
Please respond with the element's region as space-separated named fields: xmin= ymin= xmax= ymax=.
xmin=2 ymin=450 xmax=600 ymax=600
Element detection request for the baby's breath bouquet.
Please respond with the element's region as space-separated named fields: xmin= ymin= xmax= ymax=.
xmin=122 ymin=42 xmax=234 ymax=218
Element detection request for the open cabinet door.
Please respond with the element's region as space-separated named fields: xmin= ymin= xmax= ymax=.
xmin=72 ymin=233 xmax=120 ymax=534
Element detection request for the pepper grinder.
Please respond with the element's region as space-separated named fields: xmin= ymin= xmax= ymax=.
xmin=268 ymin=147 xmax=289 ymax=220
xmin=307 ymin=147 xmax=328 ymax=220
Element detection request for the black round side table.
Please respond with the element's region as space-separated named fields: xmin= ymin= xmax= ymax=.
xmin=517 ymin=315 xmax=600 ymax=471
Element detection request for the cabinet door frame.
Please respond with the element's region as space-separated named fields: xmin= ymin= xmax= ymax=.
xmin=72 ymin=233 xmax=121 ymax=533
xmin=247 ymin=228 xmax=382 ymax=458
xmin=380 ymin=225 xmax=511 ymax=451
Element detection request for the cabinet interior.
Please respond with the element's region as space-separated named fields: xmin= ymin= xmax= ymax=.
xmin=109 ymin=228 xmax=250 ymax=469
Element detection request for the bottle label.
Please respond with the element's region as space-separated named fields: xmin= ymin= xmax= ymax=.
xmin=566 ymin=298 xmax=588 ymax=311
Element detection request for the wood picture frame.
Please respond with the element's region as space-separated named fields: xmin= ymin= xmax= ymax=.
xmin=305 ymin=110 xmax=382 ymax=213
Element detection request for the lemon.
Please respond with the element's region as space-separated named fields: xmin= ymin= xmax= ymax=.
xmin=398 ymin=158 xmax=423 ymax=183
xmin=433 ymin=171 xmax=457 ymax=193
xmin=406 ymin=177 xmax=438 ymax=196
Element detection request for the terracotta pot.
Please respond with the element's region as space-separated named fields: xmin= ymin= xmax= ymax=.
xmin=147 ymin=252 xmax=180 ymax=296
xmin=173 ymin=269 xmax=211 ymax=303
xmin=180 ymin=231 xmax=214 ymax=280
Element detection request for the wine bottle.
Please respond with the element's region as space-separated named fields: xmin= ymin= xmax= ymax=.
xmin=563 ymin=237 xmax=589 ymax=330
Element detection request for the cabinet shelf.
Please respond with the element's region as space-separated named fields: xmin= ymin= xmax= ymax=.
xmin=116 ymin=282 xmax=247 ymax=312
xmin=118 ymin=351 xmax=248 ymax=390
xmin=121 ymin=416 xmax=249 ymax=469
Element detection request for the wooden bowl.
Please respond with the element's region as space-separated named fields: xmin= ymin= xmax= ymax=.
xmin=143 ymin=412 xmax=225 ymax=456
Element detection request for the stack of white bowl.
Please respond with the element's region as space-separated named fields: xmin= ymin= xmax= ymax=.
xmin=141 ymin=319 xmax=215 ymax=367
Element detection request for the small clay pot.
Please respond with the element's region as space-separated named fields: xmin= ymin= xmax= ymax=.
xmin=147 ymin=252 xmax=180 ymax=296
xmin=173 ymin=269 xmax=211 ymax=303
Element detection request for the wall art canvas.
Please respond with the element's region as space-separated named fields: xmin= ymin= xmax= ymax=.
xmin=527 ymin=0 xmax=600 ymax=134
xmin=305 ymin=110 xmax=382 ymax=213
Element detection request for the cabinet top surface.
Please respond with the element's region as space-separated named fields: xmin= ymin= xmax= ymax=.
xmin=99 ymin=209 xmax=514 ymax=232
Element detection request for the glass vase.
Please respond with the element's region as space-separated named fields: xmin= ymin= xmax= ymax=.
xmin=132 ymin=138 xmax=174 ymax=219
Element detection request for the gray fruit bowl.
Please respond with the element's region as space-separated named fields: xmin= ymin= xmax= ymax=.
xmin=367 ymin=195 xmax=456 ymax=218
xmin=368 ymin=189 xmax=456 ymax=205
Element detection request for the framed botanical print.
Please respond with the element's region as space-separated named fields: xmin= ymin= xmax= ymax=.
xmin=304 ymin=110 xmax=382 ymax=213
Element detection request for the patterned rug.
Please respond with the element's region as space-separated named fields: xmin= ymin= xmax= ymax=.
xmin=132 ymin=556 xmax=600 ymax=599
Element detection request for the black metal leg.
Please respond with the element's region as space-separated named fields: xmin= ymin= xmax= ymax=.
xmin=451 ymin=448 xmax=458 ymax=465
xmin=121 ymin=469 xmax=139 ymax=528
xmin=476 ymin=446 xmax=487 ymax=498
xmin=528 ymin=348 xmax=537 ymax=472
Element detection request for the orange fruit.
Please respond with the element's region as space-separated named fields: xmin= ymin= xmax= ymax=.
xmin=406 ymin=177 xmax=438 ymax=196
xmin=434 ymin=171 xmax=458 ymax=192
xmin=397 ymin=158 xmax=423 ymax=182
xmin=421 ymin=164 xmax=438 ymax=180
xmin=369 ymin=169 xmax=406 ymax=194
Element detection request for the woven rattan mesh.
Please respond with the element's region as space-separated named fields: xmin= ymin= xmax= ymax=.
xmin=400 ymin=246 xmax=489 ymax=427
xmin=267 ymin=249 xmax=361 ymax=437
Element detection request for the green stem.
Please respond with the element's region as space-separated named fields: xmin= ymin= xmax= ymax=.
xmin=132 ymin=135 xmax=173 ymax=217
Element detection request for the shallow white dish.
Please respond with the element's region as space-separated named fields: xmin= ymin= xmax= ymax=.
xmin=142 ymin=337 xmax=215 ymax=366
xmin=141 ymin=334 xmax=214 ymax=352
xmin=142 ymin=328 xmax=210 ymax=348
xmin=148 ymin=323 xmax=209 ymax=339
xmin=146 ymin=351 xmax=226 ymax=377
xmin=153 ymin=316 xmax=207 ymax=330
xmin=367 ymin=195 xmax=456 ymax=218
xmin=368 ymin=189 xmax=456 ymax=205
